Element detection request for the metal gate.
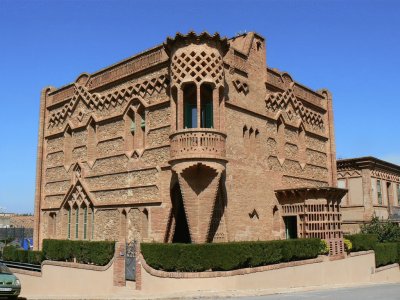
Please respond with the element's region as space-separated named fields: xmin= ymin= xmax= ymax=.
xmin=125 ymin=241 xmax=136 ymax=281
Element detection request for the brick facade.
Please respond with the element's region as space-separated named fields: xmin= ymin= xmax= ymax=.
xmin=34 ymin=31 xmax=344 ymax=253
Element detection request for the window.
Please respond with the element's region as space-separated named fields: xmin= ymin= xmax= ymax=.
xmin=67 ymin=208 xmax=71 ymax=239
xmin=83 ymin=206 xmax=88 ymax=240
xmin=183 ymin=83 xmax=197 ymax=128
xmin=200 ymin=84 xmax=213 ymax=128
xmin=397 ymin=184 xmax=400 ymax=205
xmin=337 ymin=180 xmax=346 ymax=189
xmin=75 ymin=207 xmax=79 ymax=239
xmin=92 ymin=207 xmax=95 ymax=240
xmin=377 ymin=180 xmax=382 ymax=205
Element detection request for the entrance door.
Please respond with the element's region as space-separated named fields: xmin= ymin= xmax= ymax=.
xmin=284 ymin=216 xmax=298 ymax=239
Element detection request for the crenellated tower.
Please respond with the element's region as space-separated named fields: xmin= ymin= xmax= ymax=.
xmin=165 ymin=32 xmax=229 ymax=243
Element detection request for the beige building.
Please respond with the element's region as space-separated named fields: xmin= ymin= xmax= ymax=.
xmin=337 ymin=156 xmax=400 ymax=233
xmin=34 ymin=31 xmax=345 ymax=255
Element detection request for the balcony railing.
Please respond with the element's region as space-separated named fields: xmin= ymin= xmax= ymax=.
xmin=170 ymin=129 xmax=226 ymax=161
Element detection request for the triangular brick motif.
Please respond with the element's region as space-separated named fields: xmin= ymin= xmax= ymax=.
xmin=48 ymin=74 xmax=168 ymax=128
xmin=266 ymin=88 xmax=324 ymax=128
xmin=59 ymin=180 xmax=95 ymax=209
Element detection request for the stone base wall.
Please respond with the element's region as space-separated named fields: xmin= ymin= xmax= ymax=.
xmin=139 ymin=251 xmax=400 ymax=295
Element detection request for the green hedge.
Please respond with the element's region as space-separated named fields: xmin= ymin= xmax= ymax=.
xmin=374 ymin=243 xmax=398 ymax=267
xmin=42 ymin=239 xmax=115 ymax=266
xmin=3 ymin=246 xmax=18 ymax=262
xmin=344 ymin=234 xmax=378 ymax=252
xmin=141 ymin=239 xmax=323 ymax=272
xmin=2 ymin=246 xmax=44 ymax=264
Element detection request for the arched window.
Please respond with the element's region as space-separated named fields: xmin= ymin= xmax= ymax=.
xmin=200 ymin=84 xmax=213 ymax=128
xmin=75 ymin=206 xmax=79 ymax=239
xmin=83 ymin=206 xmax=88 ymax=240
xmin=125 ymin=106 xmax=146 ymax=151
xmin=67 ymin=207 xmax=71 ymax=239
xmin=183 ymin=83 xmax=197 ymax=128
xmin=92 ymin=207 xmax=95 ymax=240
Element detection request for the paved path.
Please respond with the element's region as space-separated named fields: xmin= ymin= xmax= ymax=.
xmin=228 ymin=283 xmax=400 ymax=299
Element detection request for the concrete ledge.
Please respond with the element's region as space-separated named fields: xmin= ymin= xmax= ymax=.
xmin=140 ymin=254 xmax=324 ymax=278
xmin=375 ymin=263 xmax=399 ymax=273
xmin=10 ymin=268 xmax=42 ymax=277
xmin=349 ymin=250 xmax=374 ymax=257
xmin=41 ymin=257 xmax=114 ymax=271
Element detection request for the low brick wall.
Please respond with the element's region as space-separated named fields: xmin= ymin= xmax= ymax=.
xmin=139 ymin=251 xmax=400 ymax=295
xmin=10 ymin=249 xmax=400 ymax=299
xmin=11 ymin=242 xmax=130 ymax=298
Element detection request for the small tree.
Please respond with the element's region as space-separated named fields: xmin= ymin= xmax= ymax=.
xmin=361 ymin=217 xmax=400 ymax=242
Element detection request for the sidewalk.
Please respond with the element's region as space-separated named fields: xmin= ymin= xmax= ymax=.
xmin=25 ymin=281 xmax=397 ymax=300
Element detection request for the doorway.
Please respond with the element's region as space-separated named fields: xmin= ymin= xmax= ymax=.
xmin=284 ymin=216 xmax=298 ymax=239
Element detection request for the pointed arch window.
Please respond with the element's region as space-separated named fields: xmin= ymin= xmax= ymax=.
xmin=75 ymin=206 xmax=79 ymax=239
xmin=67 ymin=208 xmax=71 ymax=239
xmin=83 ymin=206 xmax=88 ymax=240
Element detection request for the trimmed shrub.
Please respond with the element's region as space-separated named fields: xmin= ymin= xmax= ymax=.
xmin=16 ymin=250 xmax=28 ymax=263
xmin=141 ymin=239 xmax=322 ymax=272
xmin=2 ymin=246 xmax=18 ymax=262
xmin=28 ymin=251 xmax=44 ymax=265
xmin=42 ymin=239 xmax=115 ymax=266
xmin=374 ymin=243 xmax=398 ymax=267
xmin=2 ymin=246 xmax=44 ymax=265
xmin=344 ymin=234 xmax=378 ymax=252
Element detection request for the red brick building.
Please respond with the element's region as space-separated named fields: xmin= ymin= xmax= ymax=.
xmin=34 ymin=32 xmax=346 ymax=254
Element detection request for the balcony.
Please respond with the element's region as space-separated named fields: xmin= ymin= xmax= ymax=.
xmin=169 ymin=129 xmax=227 ymax=162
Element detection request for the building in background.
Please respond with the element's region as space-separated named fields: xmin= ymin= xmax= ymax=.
xmin=337 ymin=156 xmax=400 ymax=234
xmin=0 ymin=213 xmax=13 ymax=228
xmin=34 ymin=31 xmax=345 ymax=255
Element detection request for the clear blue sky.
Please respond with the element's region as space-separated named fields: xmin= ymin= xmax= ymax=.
xmin=1 ymin=0 xmax=399 ymax=213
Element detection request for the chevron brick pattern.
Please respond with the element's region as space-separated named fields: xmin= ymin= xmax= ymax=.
xmin=48 ymin=74 xmax=168 ymax=127
xmin=266 ymin=88 xmax=324 ymax=128
xmin=232 ymin=79 xmax=249 ymax=95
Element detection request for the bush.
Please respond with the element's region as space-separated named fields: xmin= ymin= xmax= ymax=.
xmin=141 ymin=239 xmax=322 ymax=272
xmin=2 ymin=246 xmax=18 ymax=262
xmin=344 ymin=234 xmax=378 ymax=252
xmin=2 ymin=246 xmax=44 ymax=265
xmin=344 ymin=238 xmax=352 ymax=253
xmin=28 ymin=251 xmax=44 ymax=265
xmin=16 ymin=250 xmax=28 ymax=263
xmin=361 ymin=217 xmax=400 ymax=242
xmin=42 ymin=239 xmax=115 ymax=266
xmin=374 ymin=243 xmax=398 ymax=267
xmin=319 ymin=240 xmax=329 ymax=255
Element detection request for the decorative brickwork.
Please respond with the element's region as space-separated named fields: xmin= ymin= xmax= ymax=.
xmin=34 ymin=31 xmax=342 ymax=264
